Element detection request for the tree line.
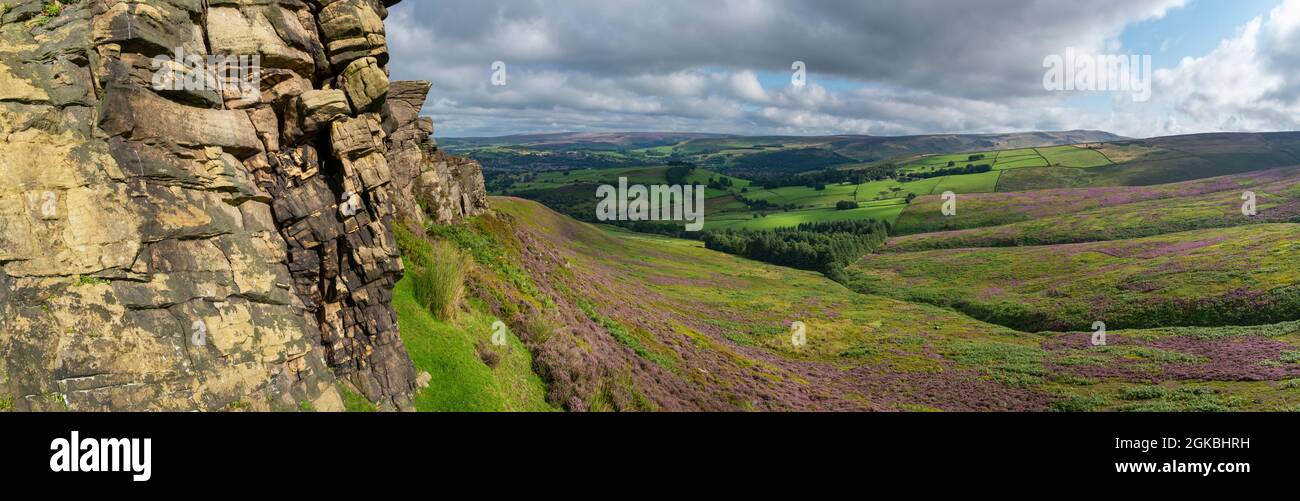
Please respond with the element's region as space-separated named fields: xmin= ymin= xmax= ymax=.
xmin=700 ymin=219 xmax=890 ymax=281
xmin=898 ymin=163 xmax=991 ymax=181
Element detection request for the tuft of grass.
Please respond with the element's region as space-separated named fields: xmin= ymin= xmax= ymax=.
xmin=839 ymin=343 xmax=880 ymax=359
xmin=31 ymin=1 xmax=63 ymax=26
xmin=425 ymin=219 xmax=541 ymax=299
xmin=1118 ymin=385 xmax=1168 ymax=401
xmin=73 ymin=275 xmax=109 ymax=287
xmin=410 ymin=239 xmax=468 ymax=322
xmin=523 ymin=314 xmax=559 ymax=345
xmin=339 ymin=385 xmax=377 ymax=412
xmin=1050 ymin=394 xmax=1110 ymax=412
xmin=297 ymin=400 xmax=316 ymax=412
xmin=223 ymin=400 xmax=252 ymax=412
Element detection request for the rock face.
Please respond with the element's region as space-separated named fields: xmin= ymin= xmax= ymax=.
xmin=0 ymin=0 xmax=487 ymax=411
xmin=383 ymin=80 xmax=489 ymax=226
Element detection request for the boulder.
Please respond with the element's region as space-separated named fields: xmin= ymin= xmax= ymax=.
xmin=297 ymin=89 xmax=352 ymax=134
xmin=339 ymin=56 xmax=389 ymax=111
xmin=318 ymin=0 xmax=389 ymax=69
xmin=206 ymin=5 xmax=317 ymax=76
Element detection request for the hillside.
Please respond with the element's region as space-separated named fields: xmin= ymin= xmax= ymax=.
xmin=446 ymin=130 xmax=1123 ymax=161
xmin=849 ymin=224 xmax=1300 ymax=331
xmin=450 ymin=130 xmax=1125 ymax=176
xmin=392 ymin=197 xmax=1300 ymax=411
xmin=891 ymin=165 xmax=1300 ymax=240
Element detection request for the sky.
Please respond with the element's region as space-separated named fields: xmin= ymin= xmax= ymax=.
xmin=386 ymin=0 xmax=1300 ymax=139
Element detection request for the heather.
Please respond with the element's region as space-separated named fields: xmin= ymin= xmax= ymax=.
xmin=432 ymin=134 xmax=1300 ymax=413
xmin=887 ymin=174 xmax=1300 ymax=252
xmin=892 ymin=166 xmax=1300 ymax=235
xmin=847 ymin=224 xmax=1300 ymax=331
xmin=414 ymin=198 xmax=1300 ymax=411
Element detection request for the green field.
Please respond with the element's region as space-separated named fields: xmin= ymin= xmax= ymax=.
xmin=700 ymin=170 xmax=1007 ymax=231
xmin=932 ymin=170 xmax=1002 ymax=193
xmin=704 ymin=200 xmax=909 ymax=230
xmin=746 ymin=177 xmax=942 ymax=207
xmin=993 ymin=155 xmax=1048 ymax=170
xmin=995 ymin=165 xmax=1094 ymax=191
xmin=896 ymin=151 xmax=997 ymax=175
xmin=1037 ymin=145 xmax=1114 ymax=168
xmin=995 ymin=148 xmax=1041 ymax=159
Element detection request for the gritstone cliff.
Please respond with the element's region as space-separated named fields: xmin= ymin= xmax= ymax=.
xmin=0 ymin=0 xmax=487 ymax=411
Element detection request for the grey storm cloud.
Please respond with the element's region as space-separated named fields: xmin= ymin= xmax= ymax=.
xmin=381 ymin=0 xmax=1296 ymax=137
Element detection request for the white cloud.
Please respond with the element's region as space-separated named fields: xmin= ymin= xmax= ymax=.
xmin=1153 ymin=0 xmax=1300 ymax=134
xmin=380 ymin=0 xmax=1296 ymax=138
xmin=728 ymin=71 xmax=769 ymax=103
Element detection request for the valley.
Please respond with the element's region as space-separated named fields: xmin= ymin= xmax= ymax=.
xmin=375 ymin=130 xmax=1300 ymax=412
xmin=471 ymin=132 xmax=1300 ymax=233
xmin=392 ymin=197 xmax=1300 ymax=411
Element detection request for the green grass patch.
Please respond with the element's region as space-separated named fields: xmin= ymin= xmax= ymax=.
xmin=408 ymin=239 xmax=467 ymax=321
xmin=944 ymin=341 xmax=1046 ymax=388
xmin=705 ymin=202 xmax=906 ymax=230
xmin=1118 ymin=385 xmax=1168 ymax=401
xmin=1038 ymin=145 xmax=1113 ymax=168
xmin=1050 ymin=394 xmax=1110 ymax=412
xmin=73 ymin=275 xmax=109 ymax=287
xmin=339 ymin=384 xmax=378 ymax=412
xmin=395 ymin=276 xmax=554 ymax=412
xmin=931 ymin=170 xmax=1001 ymax=194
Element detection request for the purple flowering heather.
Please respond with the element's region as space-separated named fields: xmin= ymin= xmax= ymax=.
xmin=1043 ymin=332 xmax=1300 ymax=382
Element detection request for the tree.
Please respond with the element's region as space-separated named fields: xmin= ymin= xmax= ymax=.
xmin=700 ymin=219 xmax=890 ymax=278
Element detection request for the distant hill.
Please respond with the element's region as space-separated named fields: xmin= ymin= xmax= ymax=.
xmin=440 ymin=132 xmax=728 ymax=151
xmin=822 ymin=130 xmax=1127 ymax=162
xmin=441 ymin=130 xmax=1126 ymax=161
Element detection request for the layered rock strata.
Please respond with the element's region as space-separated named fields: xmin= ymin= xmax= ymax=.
xmin=0 ymin=0 xmax=487 ymax=411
